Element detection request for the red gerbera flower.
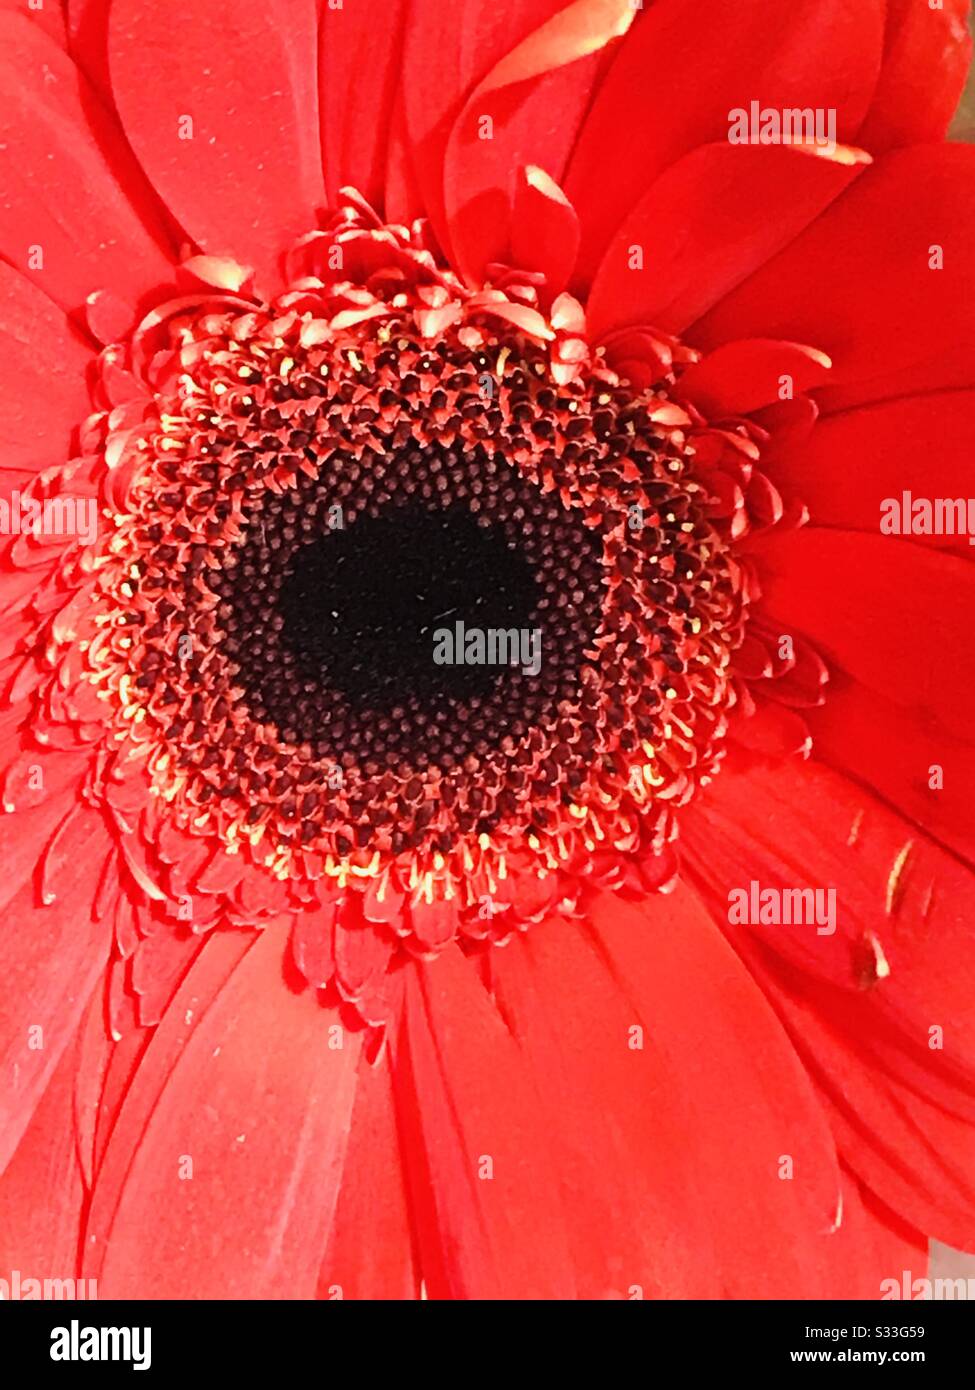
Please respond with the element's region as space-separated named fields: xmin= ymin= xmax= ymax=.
xmin=1 ymin=0 xmax=974 ymax=1301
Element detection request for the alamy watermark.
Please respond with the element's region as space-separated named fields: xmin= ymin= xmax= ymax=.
xmin=433 ymin=622 xmax=542 ymax=676
xmin=880 ymin=493 xmax=975 ymax=545
xmin=50 ymin=1320 xmax=151 ymax=1372
xmin=1 ymin=1269 xmax=97 ymax=1300
xmin=0 ymin=492 xmax=98 ymax=546
xmin=727 ymin=880 xmax=836 ymax=935
xmin=728 ymin=102 xmax=837 ymax=154
xmin=882 ymin=1271 xmax=975 ymax=1300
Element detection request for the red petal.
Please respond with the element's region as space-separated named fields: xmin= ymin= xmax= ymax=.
xmin=318 ymin=1051 xmax=418 ymax=1299
xmin=497 ymin=895 xmax=856 ymax=1295
xmin=291 ymin=901 xmax=337 ymax=990
xmin=391 ymin=945 xmax=576 ymax=1297
xmin=73 ymin=987 xmax=115 ymax=1187
xmin=130 ymin=924 xmax=204 ymax=1029
xmin=808 ymin=682 xmax=975 ymax=868
xmin=319 ymin=0 xmax=408 ymax=210
xmin=65 ymin=0 xmax=112 ymax=100
xmin=85 ymin=921 xmax=364 ymax=1297
xmin=566 ymin=0 xmax=884 ymax=285
xmin=769 ymin=979 xmax=975 ymax=1251
xmin=401 ymin=0 xmax=566 ymax=259
xmin=0 ymin=809 xmax=112 ymax=1173
xmin=829 ymin=1171 xmax=928 ymax=1299
xmin=93 ymin=1030 xmax=156 ymax=1178
xmin=194 ymin=845 xmax=246 ymax=895
xmin=443 ymin=0 xmax=633 ymax=284
xmin=682 ymin=757 xmax=975 ymax=1246
xmin=509 ymin=166 xmax=580 ymax=297
xmin=334 ymin=899 xmax=395 ymax=1004
xmin=0 ymin=1012 xmax=86 ymax=1279
xmin=409 ymin=893 xmax=459 ymax=950
xmin=85 ymin=289 xmax=135 ymax=346
xmin=0 ymin=264 xmax=94 ymax=479
xmin=695 ymin=145 xmax=975 ymax=407
xmin=0 ymin=12 xmax=173 ymax=312
xmin=859 ymin=0 xmax=973 ymax=153
xmin=730 ymin=697 xmax=812 ymax=759
xmin=6 ymin=0 xmax=67 ymax=48
xmin=748 ymin=528 xmax=975 ymax=742
xmin=768 ymin=390 xmax=975 ymax=557
xmin=108 ymin=0 xmax=325 ymax=296
xmin=383 ymin=84 xmax=425 ymax=226
xmin=679 ymin=339 xmax=832 ymax=417
xmin=586 ymin=144 xmax=864 ymax=344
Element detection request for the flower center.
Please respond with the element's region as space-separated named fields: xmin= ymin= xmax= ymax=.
xmin=61 ymin=196 xmax=748 ymax=927
xmin=213 ymin=442 xmax=603 ymax=759
xmin=276 ymin=503 xmax=543 ymax=708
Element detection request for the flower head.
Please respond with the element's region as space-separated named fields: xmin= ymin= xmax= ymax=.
xmin=1 ymin=0 xmax=974 ymax=1300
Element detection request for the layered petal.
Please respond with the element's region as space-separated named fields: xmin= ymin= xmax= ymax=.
xmin=85 ymin=922 xmax=363 ymax=1298
xmin=678 ymin=338 xmax=833 ymax=418
xmin=831 ymin=1171 xmax=927 ymax=1299
xmin=694 ymin=145 xmax=975 ymax=407
xmin=319 ymin=0 xmax=408 ymax=210
xmin=0 ymin=12 xmax=174 ymax=312
xmin=0 ymin=264 xmax=95 ymax=480
xmin=400 ymin=0 xmax=566 ymax=256
xmin=586 ymin=144 xmax=866 ymax=344
xmin=807 ymin=681 xmax=975 ymax=869
xmin=391 ymin=890 xmax=892 ymax=1297
xmin=747 ymin=528 xmax=975 ymax=742
xmin=108 ymin=0 xmax=325 ymax=294
xmin=763 ymin=390 xmax=975 ymax=557
xmin=0 ymin=806 xmax=113 ymax=1173
xmin=390 ymin=944 xmax=576 ymax=1298
xmin=682 ymin=758 xmax=975 ymax=1248
xmin=0 ymin=1012 xmax=87 ymax=1281
xmin=318 ymin=1051 xmax=418 ymax=1300
xmin=566 ymin=0 xmax=885 ymax=284
xmin=548 ymin=891 xmax=849 ymax=1296
xmin=859 ymin=0 xmax=972 ymax=153
xmin=443 ymin=0 xmax=635 ymax=284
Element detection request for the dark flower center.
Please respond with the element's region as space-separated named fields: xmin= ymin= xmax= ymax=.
xmin=278 ymin=504 xmax=542 ymax=703
xmin=210 ymin=441 xmax=605 ymax=767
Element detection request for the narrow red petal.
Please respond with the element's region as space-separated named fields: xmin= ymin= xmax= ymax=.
xmin=0 ymin=809 xmax=112 ymax=1173
xmin=318 ymin=1052 xmax=418 ymax=1299
xmin=681 ymin=758 xmax=975 ymax=1247
xmin=748 ymin=528 xmax=975 ymax=742
xmin=391 ymin=945 xmax=576 ymax=1298
xmin=86 ymin=921 xmax=363 ymax=1298
xmin=0 ymin=265 xmax=95 ymax=479
xmin=443 ymin=0 xmax=632 ymax=284
xmin=574 ymin=890 xmax=847 ymax=1295
xmin=401 ymin=0 xmax=565 ymax=259
xmin=0 ymin=1014 xmax=87 ymax=1280
xmin=679 ymin=339 xmax=832 ymax=417
xmin=319 ymin=0 xmax=408 ymax=210
xmin=767 ymin=390 xmax=975 ymax=557
xmin=508 ymin=166 xmax=581 ymax=297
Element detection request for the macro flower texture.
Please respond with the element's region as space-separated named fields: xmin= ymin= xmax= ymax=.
xmin=0 ymin=0 xmax=973 ymax=1303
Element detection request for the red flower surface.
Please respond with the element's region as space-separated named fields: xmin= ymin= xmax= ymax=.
xmin=0 ymin=0 xmax=973 ymax=1300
